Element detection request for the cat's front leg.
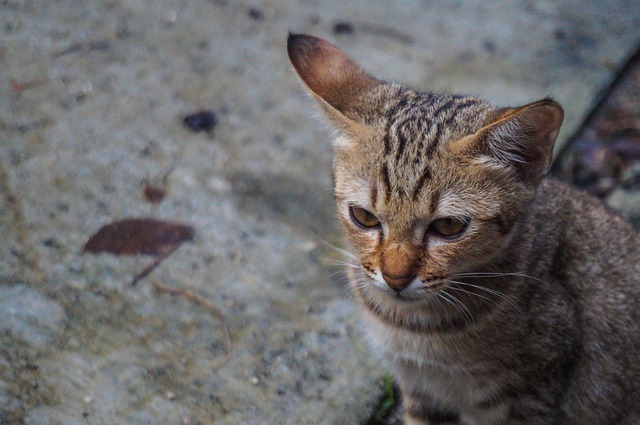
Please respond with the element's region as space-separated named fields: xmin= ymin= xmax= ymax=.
xmin=402 ymin=392 xmax=461 ymax=425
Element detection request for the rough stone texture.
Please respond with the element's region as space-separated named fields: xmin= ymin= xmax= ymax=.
xmin=0 ymin=1 xmax=639 ymax=424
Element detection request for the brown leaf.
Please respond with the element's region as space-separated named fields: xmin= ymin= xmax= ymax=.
xmin=83 ymin=218 xmax=194 ymax=256
xmin=10 ymin=78 xmax=45 ymax=93
xmin=143 ymin=185 xmax=166 ymax=204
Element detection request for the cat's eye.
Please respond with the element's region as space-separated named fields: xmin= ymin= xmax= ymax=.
xmin=349 ymin=206 xmax=381 ymax=229
xmin=429 ymin=217 xmax=468 ymax=238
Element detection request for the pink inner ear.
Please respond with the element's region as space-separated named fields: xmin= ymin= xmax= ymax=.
xmin=535 ymin=106 xmax=563 ymax=146
xmin=287 ymin=33 xmax=380 ymax=114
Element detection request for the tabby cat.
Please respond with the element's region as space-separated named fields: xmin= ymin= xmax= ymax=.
xmin=287 ymin=34 xmax=640 ymax=425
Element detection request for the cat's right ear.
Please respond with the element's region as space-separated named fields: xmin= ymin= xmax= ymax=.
xmin=287 ymin=33 xmax=380 ymax=140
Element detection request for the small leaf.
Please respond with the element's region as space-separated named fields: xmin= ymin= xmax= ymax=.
xmin=83 ymin=218 xmax=194 ymax=257
xmin=143 ymin=185 xmax=166 ymax=204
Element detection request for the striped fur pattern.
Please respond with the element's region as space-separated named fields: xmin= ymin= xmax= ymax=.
xmin=288 ymin=34 xmax=640 ymax=425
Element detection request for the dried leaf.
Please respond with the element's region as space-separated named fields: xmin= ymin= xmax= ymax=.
xmin=10 ymin=79 xmax=45 ymax=93
xmin=143 ymin=185 xmax=166 ymax=204
xmin=83 ymin=218 xmax=194 ymax=256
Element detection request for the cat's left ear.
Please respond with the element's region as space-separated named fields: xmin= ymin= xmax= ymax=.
xmin=452 ymin=99 xmax=563 ymax=182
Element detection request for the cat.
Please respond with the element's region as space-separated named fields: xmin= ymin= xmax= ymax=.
xmin=287 ymin=33 xmax=640 ymax=425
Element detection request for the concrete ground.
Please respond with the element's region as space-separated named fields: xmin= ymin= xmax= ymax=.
xmin=1 ymin=1 xmax=639 ymax=424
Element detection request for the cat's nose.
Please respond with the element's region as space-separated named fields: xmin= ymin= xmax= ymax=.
xmin=382 ymin=273 xmax=415 ymax=292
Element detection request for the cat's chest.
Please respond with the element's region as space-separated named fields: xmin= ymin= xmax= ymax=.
xmin=362 ymin=310 xmax=485 ymax=368
xmin=363 ymin=311 xmax=504 ymax=411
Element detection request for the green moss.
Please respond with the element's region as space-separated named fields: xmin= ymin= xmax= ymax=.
xmin=364 ymin=374 xmax=398 ymax=425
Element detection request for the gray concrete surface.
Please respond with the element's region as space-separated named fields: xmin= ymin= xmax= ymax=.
xmin=1 ymin=1 xmax=639 ymax=424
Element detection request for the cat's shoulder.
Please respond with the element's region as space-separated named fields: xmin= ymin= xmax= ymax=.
xmin=536 ymin=176 xmax=639 ymax=248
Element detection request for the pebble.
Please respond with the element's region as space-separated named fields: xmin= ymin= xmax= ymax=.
xmin=333 ymin=21 xmax=354 ymax=35
xmin=183 ymin=110 xmax=218 ymax=133
xmin=163 ymin=10 xmax=178 ymax=25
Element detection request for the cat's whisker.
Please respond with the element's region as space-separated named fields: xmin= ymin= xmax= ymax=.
xmin=436 ymin=290 xmax=474 ymax=325
xmin=335 ymin=272 xmax=365 ymax=295
xmin=322 ymin=258 xmax=361 ymax=270
xmin=328 ymin=268 xmax=347 ymax=278
xmin=313 ymin=234 xmax=357 ymax=260
xmin=446 ymin=284 xmax=503 ymax=310
xmin=446 ymin=279 xmax=522 ymax=314
xmin=452 ymin=272 xmax=548 ymax=286
xmin=423 ymin=287 xmax=445 ymax=311
xmin=447 ymin=284 xmax=526 ymax=324
xmin=433 ymin=291 xmax=458 ymax=313
xmin=442 ymin=290 xmax=475 ymax=324
xmin=309 ymin=187 xmax=338 ymax=198
xmin=321 ymin=253 xmax=364 ymax=297
xmin=343 ymin=280 xmax=370 ymax=297
xmin=329 ymin=269 xmax=352 ymax=283
xmin=339 ymin=284 xmax=355 ymax=297
xmin=448 ymin=279 xmax=517 ymax=306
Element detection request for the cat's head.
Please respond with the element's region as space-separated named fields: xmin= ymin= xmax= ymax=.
xmin=288 ymin=34 xmax=563 ymax=302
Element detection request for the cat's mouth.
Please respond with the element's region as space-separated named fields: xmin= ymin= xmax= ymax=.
xmin=369 ymin=276 xmax=449 ymax=301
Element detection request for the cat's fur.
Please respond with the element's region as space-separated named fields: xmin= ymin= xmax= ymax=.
xmin=287 ymin=34 xmax=640 ymax=425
